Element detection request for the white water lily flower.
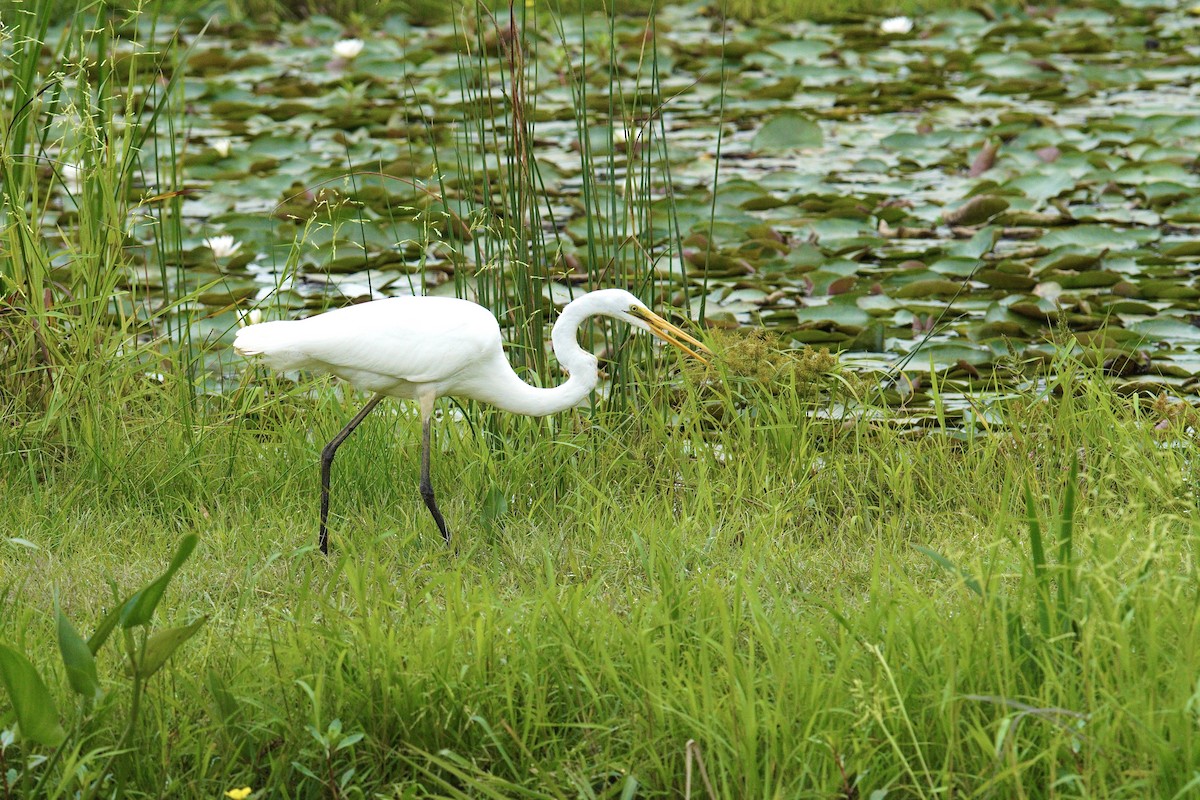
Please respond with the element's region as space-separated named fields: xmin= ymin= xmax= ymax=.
xmin=236 ymin=308 xmax=263 ymax=328
xmin=880 ymin=16 xmax=914 ymax=34
xmin=212 ymin=137 xmax=232 ymax=158
xmin=206 ymin=235 xmax=242 ymax=259
xmin=332 ymin=38 xmax=364 ymax=60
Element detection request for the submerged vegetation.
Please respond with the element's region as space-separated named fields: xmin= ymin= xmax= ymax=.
xmin=3 ymin=0 xmax=1200 ymax=796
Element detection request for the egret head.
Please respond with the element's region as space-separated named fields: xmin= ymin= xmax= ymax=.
xmin=586 ymin=289 xmax=711 ymax=363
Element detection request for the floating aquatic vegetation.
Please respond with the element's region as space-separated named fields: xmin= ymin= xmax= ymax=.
xmin=23 ymin=1 xmax=1200 ymax=412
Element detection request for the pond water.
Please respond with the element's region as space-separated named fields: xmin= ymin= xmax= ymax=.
xmin=35 ymin=1 xmax=1200 ymax=409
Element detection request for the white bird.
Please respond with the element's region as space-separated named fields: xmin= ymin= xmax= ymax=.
xmin=233 ymin=289 xmax=710 ymax=553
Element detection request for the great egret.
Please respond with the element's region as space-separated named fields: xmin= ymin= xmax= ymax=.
xmin=234 ymin=289 xmax=710 ymax=553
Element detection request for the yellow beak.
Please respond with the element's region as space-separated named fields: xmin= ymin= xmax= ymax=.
xmin=630 ymin=307 xmax=712 ymax=364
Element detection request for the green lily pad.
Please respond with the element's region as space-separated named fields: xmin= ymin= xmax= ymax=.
xmin=1127 ymin=318 xmax=1200 ymax=344
xmin=942 ymin=195 xmax=1010 ymax=226
xmin=1041 ymin=225 xmax=1158 ymax=251
xmin=976 ymin=270 xmax=1036 ymax=291
xmin=1138 ymin=281 xmax=1200 ymax=301
xmin=752 ymin=114 xmax=823 ymax=152
xmin=894 ymin=279 xmax=963 ymax=299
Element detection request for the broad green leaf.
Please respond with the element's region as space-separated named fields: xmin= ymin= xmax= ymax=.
xmin=1128 ymin=318 xmax=1200 ymax=344
xmin=88 ymin=602 xmax=123 ymax=655
xmin=751 ymin=114 xmax=823 ymax=152
xmin=1041 ymin=225 xmax=1157 ymax=251
xmin=139 ymin=616 xmax=208 ymax=679
xmin=928 ymin=257 xmax=983 ymax=278
xmin=911 ymin=342 xmax=995 ymax=367
xmin=942 ymin=195 xmax=1009 ymax=226
xmin=121 ymin=534 xmax=199 ymax=629
xmin=945 ymin=227 xmax=999 ymax=259
xmin=764 ymin=39 xmax=830 ymax=63
xmin=0 ymin=643 xmax=65 ymax=746
xmin=795 ymin=302 xmax=870 ymax=328
xmin=56 ymin=606 xmax=100 ymax=700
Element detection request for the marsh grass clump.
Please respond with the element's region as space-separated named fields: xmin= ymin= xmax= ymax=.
xmin=718 ymin=329 xmax=837 ymax=386
xmin=680 ymin=329 xmax=849 ymax=424
xmin=1150 ymin=391 xmax=1200 ymax=436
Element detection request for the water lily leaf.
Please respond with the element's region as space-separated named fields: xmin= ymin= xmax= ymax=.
xmin=1111 ymin=162 xmax=1195 ymax=186
xmin=942 ymin=196 xmax=1009 ymax=226
xmin=1041 ymin=225 xmax=1157 ymax=251
xmin=894 ymin=279 xmax=963 ymax=298
xmin=945 ymin=227 xmax=999 ymax=259
xmin=1138 ymin=281 xmax=1200 ymax=301
xmin=795 ymin=300 xmax=870 ymax=328
xmin=1009 ymin=302 xmax=1057 ymax=322
xmin=1141 ymin=183 xmax=1193 ymax=209
xmin=1034 ymin=247 xmax=1105 ymax=273
xmin=1162 ymin=241 xmax=1200 ymax=258
xmin=1044 ymin=270 xmax=1121 ymax=290
xmin=929 ymin=257 xmax=982 ymax=278
xmin=1106 ymin=300 xmax=1158 ymax=315
xmin=974 ymin=321 xmax=1028 ymax=339
xmin=977 ymin=270 xmax=1036 ymax=291
xmin=911 ymin=342 xmax=995 ymax=368
xmin=752 ymin=114 xmax=823 ymax=152
xmin=1128 ymin=318 xmax=1200 ymax=344
xmin=765 ymin=40 xmax=831 ymax=63
xmin=1003 ymin=170 xmax=1077 ymax=203
xmin=791 ymin=329 xmax=850 ymax=344
xmin=1164 ymin=196 xmax=1200 ymax=223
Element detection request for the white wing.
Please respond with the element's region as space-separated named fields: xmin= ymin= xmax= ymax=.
xmin=234 ymin=297 xmax=504 ymax=396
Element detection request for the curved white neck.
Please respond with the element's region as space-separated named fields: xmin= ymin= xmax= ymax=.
xmin=476 ymin=299 xmax=600 ymax=417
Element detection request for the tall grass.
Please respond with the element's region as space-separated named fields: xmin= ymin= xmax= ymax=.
xmin=3 ymin=1 xmax=1200 ymax=798
xmin=0 ymin=0 xmax=198 ymax=453
xmin=429 ymin=0 xmax=692 ymax=408
xmin=3 ymin=360 xmax=1200 ymax=796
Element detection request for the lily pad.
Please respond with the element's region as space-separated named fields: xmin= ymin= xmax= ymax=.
xmin=752 ymin=114 xmax=824 ymax=152
xmin=942 ymin=195 xmax=1010 ymax=226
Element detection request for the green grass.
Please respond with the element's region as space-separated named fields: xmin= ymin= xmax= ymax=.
xmin=4 ymin=366 xmax=1200 ymax=797
xmin=4 ymin=0 xmax=1200 ymax=796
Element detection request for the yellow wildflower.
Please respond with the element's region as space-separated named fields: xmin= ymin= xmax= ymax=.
xmin=225 ymin=789 xmax=252 ymax=800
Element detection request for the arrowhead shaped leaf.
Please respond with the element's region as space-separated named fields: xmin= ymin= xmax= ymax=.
xmin=56 ymin=606 xmax=101 ymax=700
xmin=120 ymin=534 xmax=199 ymax=629
xmin=87 ymin=602 xmax=123 ymax=655
xmin=140 ymin=616 xmax=208 ymax=679
xmin=0 ymin=643 xmax=66 ymax=746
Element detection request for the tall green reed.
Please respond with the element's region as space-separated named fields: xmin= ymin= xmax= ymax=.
xmin=431 ymin=1 xmax=696 ymax=413
xmin=0 ymin=2 xmax=195 ymax=450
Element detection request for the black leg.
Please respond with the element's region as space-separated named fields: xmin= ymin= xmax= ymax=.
xmin=420 ymin=416 xmax=451 ymax=543
xmin=319 ymin=394 xmax=384 ymax=555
